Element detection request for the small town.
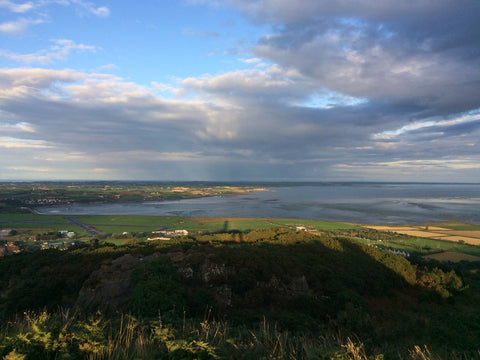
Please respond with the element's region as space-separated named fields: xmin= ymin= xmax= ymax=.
xmin=0 ymin=227 xmax=191 ymax=257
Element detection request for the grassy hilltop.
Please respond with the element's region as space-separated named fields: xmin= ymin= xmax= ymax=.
xmin=1 ymin=227 xmax=480 ymax=359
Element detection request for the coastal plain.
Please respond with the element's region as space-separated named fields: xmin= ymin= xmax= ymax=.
xmin=2 ymin=182 xmax=480 ymax=262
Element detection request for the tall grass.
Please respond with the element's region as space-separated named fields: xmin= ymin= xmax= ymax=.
xmin=0 ymin=309 xmax=456 ymax=360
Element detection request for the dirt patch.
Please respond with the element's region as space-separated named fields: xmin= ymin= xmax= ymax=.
xmin=423 ymin=226 xmax=452 ymax=231
xmin=424 ymin=251 xmax=480 ymax=263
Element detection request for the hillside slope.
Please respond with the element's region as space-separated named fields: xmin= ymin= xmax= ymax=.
xmin=1 ymin=229 xmax=479 ymax=359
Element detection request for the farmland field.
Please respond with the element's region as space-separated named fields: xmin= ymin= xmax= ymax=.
xmin=366 ymin=224 xmax=480 ymax=245
xmin=0 ymin=214 xmax=358 ymax=235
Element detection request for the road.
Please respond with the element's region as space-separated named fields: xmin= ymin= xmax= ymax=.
xmin=64 ymin=217 xmax=98 ymax=235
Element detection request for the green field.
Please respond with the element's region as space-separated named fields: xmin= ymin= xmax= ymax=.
xmin=0 ymin=214 xmax=80 ymax=231
xmin=436 ymin=223 xmax=480 ymax=231
xmin=0 ymin=214 xmax=359 ymax=234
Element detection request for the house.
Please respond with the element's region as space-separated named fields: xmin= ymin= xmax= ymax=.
xmin=59 ymin=230 xmax=76 ymax=238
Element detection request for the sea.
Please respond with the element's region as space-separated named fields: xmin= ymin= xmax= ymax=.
xmin=35 ymin=182 xmax=480 ymax=225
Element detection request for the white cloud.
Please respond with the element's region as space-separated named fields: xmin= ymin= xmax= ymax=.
xmin=0 ymin=0 xmax=34 ymax=13
xmin=71 ymin=0 xmax=110 ymax=17
xmin=0 ymin=17 xmax=43 ymax=34
xmin=0 ymin=39 xmax=98 ymax=64
xmin=0 ymin=0 xmax=109 ymax=36
xmin=181 ymin=65 xmax=311 ymax=105
xmin=91 ymin=5 xmax=109 ymax=17
xmin=373 ymin=111 xmax=480 ymax=140
xmin=239 ymin=57 xmax=262 ymax=64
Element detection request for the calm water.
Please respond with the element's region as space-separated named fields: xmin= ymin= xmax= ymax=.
xmin=35 ymin=183 xmax=480 ymax=224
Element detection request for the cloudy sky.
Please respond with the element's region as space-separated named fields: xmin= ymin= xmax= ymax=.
xmin=1 ymin=0 xmax=479 ymax=181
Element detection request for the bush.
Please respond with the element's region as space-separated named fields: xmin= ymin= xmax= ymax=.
xmin=129 ymin=257 xmax=187 ymax=318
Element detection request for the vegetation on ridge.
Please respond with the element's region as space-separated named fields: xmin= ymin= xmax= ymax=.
xmin=1 ymin=228 xmax=479 ymax=359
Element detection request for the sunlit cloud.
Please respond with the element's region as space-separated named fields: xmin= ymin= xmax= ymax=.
xmin=6 ymin=166 xmax=51 ymax=172
xmin=373 ymin=111 xmax=480 ymax=140
xmin=0 ymin=122 xmax=35 ymax=132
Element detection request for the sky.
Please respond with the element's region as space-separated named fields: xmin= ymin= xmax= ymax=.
xmin=0 ymin=0 xmax=479 ymax=182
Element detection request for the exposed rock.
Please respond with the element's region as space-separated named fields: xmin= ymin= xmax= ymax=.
xmin=76 ymin=247 xmax=312 ymax=314
xmin=165 ymin=248 xmax=311 ymax=310
xmin=200 ymin=259 xmax=227 ymax=283
xmin=76 ymin=254 xmax=141 ymax=312
xmin=288 ymin=275 xmax=310 ymax=294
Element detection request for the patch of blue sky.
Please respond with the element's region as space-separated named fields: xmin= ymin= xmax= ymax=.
xmin=93 ymin=1 xmax=270 ymax=86
xmin=300 ymin=90 xmax=368 ymax=109
xmin=0 ymin=0 xmax=269 ymax=86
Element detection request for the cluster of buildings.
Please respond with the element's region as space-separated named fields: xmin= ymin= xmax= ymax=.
xmin=147 ymin=229 xmax=189 ymax=241
xmin=60 ymin=230 xmax=76 ymax=238
xmin=0 ymin=228 xmax=80 ymax=257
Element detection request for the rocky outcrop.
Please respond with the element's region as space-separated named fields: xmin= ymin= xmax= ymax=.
xmin=76 ymin=247 xmax=312 ymax=314
xmin=165 ymin=247 xmax=311 ymax=310
xmin=76 ymin=254 xmax=142 ymax=312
